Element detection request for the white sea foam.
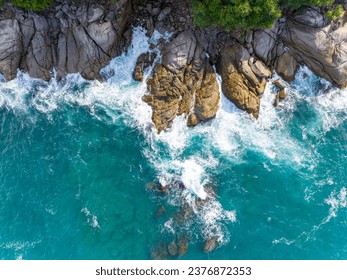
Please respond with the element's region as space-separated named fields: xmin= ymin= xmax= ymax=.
xmin=81 ymin=207 xmax=100 ymax=229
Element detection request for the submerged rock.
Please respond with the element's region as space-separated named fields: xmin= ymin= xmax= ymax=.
xmin=168 ymin=241 xmax=178 ymax=256
xmin=155 ymin=205 xmax=167 ymax=218
xmin=203 ymin=237 xmax=218 ymax=253
xmin=151 ymin=242 xmax=168 ymax=260
xmin=178 ymin=237 xmax=188 ymax=257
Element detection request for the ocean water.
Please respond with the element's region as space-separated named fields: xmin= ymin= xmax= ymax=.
xmin=0 ymin=28 xmax=346 ymax=260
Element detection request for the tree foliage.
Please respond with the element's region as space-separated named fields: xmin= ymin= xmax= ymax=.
xmin=193 ymin=0 xmax=281 ymax=29
xmin=279 ymin=0 xmax=334 ymax=9
xmin=193 ymin=0 xmax=338 ymax=30
xmin=10 ymin=0 xmax=54 ymax=11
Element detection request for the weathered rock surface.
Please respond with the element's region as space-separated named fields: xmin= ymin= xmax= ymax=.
xmin=0 ymin=0 xmax=132 ymax=81
xmin=144 ymin=30 xmax=220 ymax=132
xmin=217 ymin=41 xmax=272 ymax=118
xmin=0 ymin=19 xmax=22 ymax=81
xmin=281 ymin=7 xmax=347 ymax=87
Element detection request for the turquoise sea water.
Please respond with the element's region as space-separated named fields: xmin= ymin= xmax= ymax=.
xmin=0 ymin=28 xmax=346 ymax=260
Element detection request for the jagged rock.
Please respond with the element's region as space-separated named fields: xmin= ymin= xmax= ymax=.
xmin=281 ymin=8 xmax=347 ymax=87
xmin=0 ymin=19 xmax=22 ymax=81
xmin=252 ymin=29 xmax=277 ymax=65
xmin=0 ymin=1 xmax=132 ymax=81
xmin=168 ymin=241 xmax=178 ymax=256
xmin=133 ymin=53 xmax=146 ymax=82
xmin=87 ymin=4 xmax=104 ymax=23
xmin=217 ymin=42 xmax=271 ymax=118
xmin=144 ymin=30 xmax=220 ymax=133
xmin=204 ymin=237 xmax=218 ymax=253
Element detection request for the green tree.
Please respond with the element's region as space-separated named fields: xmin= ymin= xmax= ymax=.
xmin=10 ymin=0 xmax=54 ymax=11
xmin=193 ymin=0 xmax=339 ymax=30
xmin=193 ymin=0 xmax=281 ymax=29
xmin=279 ymin=0 xmax=334 ymax=9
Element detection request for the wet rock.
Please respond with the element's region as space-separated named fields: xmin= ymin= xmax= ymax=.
xmin=273 ymin=94 xmax=279 ymax=107
xmin=187 ymin=113 xmax=199 ymax=127
xmin=278 ymin=89 xmax=286 ymax=100
xmin=133 ymin=53 xmax=146 ymax=82
xmin=168 ymin=241 xmax=178 ymax=256
xmin=273 ymin=79 xmax=286 ymax=90
xmin=217 ymin=42 xmax=271 ymax=119
xmin=160 ymin=184 xmax=168 ymax=193
xmin=155 ymin=205 xmax=167 ymax=218
xmin=204 ymin=237 xmax=218 ymax=253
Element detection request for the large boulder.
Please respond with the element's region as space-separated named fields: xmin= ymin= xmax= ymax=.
xmin=217 ymin=41 xmax=271 ymax=118
xmin=280 ymin=7 xmax=347 ymax=87
xmin=144 ymin=30 xmax=220 ymax=133
xmin=0 ymin=19 xmax=22 ymax=80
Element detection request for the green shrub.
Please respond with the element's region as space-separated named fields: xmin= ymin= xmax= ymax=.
xmin=279 ymin=0 xmax=334 ymax=9
xmin=10 ymin=0 xmax=54 ymax=11
xmin=326 ymin=4 xmax=344 ymax=21
xmin=192 ymin=0 xmax=281 ymax=30
xmin=193 ymin=0 xmax=340 ymax=30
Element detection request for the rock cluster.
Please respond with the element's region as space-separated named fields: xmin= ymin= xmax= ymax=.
xmin=1 ymin=0 xmax=347 ymax=132
xmin=143 ymin=30 xmax=220 ymax=132
xmin=0 ymin=0 xmax=132 ymax=81
xmin=281 ymin=7 xmax=347 ymax=87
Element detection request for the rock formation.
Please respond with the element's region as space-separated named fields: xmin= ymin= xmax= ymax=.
xmin=0 ymin=0 xmax=132 ymax=81
xmin=217 ymin=41 xmax=271 ymax=118
xmin=1 ymin=0 xmax=347 ymax=132
xmin=143 ymin=30 xmax=220 ymax=132
xmin=280 ymin=7 xmax=347 ymax=87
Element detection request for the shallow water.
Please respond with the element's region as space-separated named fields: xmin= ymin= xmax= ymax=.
xmin=0 ymin=28 xmax=346 ymax=260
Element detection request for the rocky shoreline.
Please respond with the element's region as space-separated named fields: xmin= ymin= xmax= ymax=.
xmin=1 ymin=0 xmax=347 ymax=132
